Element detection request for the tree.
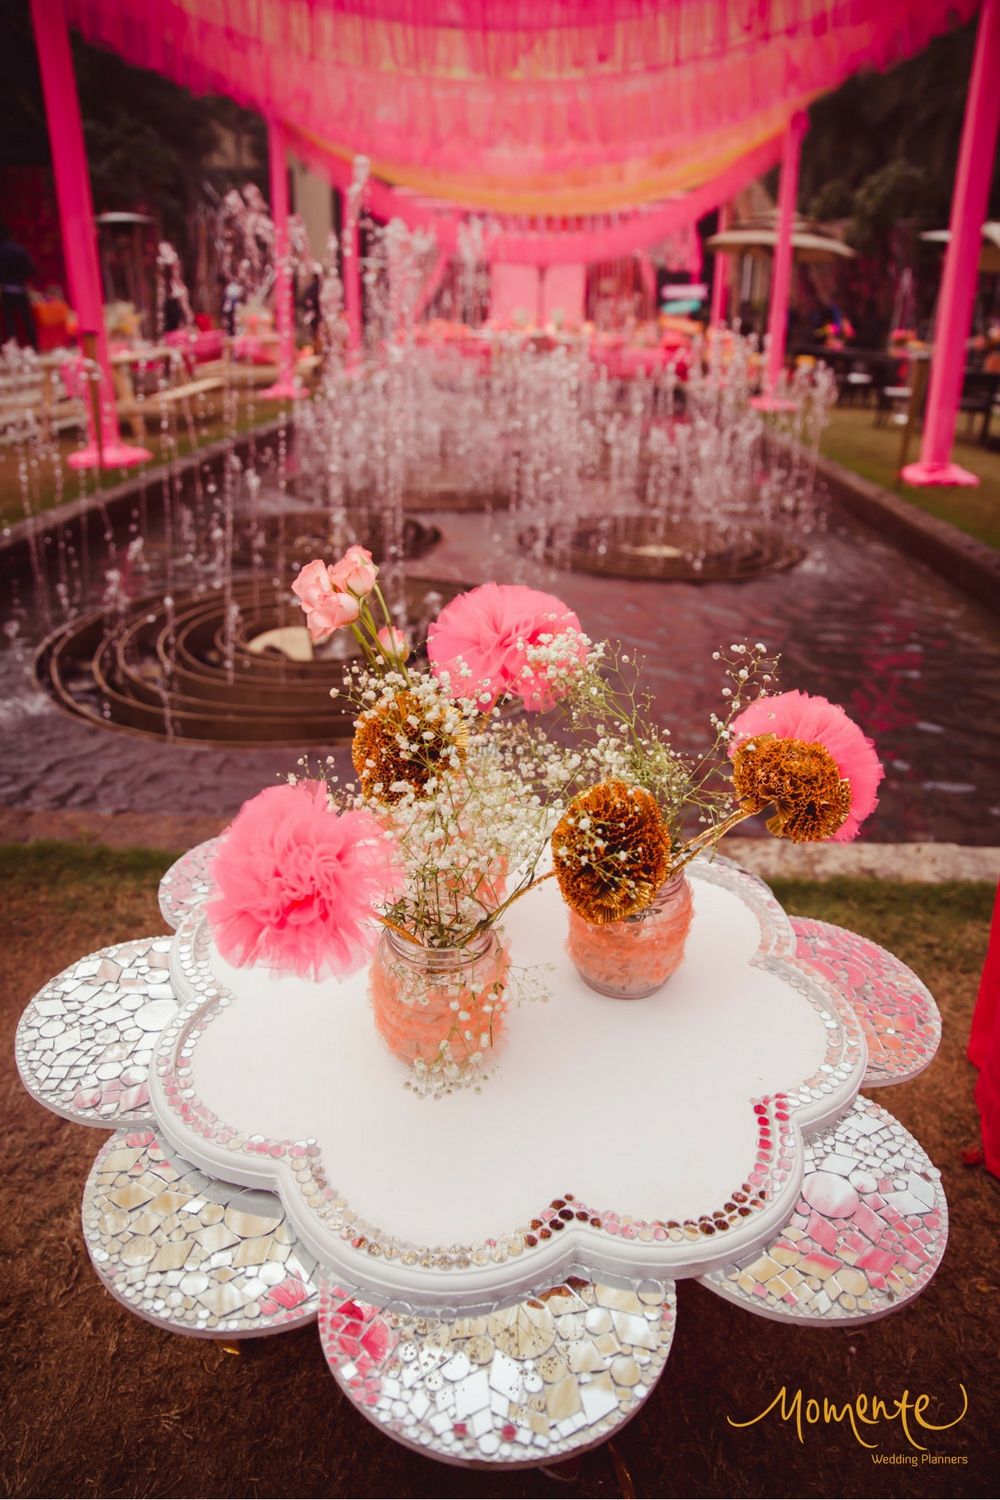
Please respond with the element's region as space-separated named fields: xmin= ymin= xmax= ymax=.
xmin=1 ymin=1 xmax=265 ymax=272
xmin=846 ymin=161 xmax=932 ymax=254
xmin=801 ymin=17 xmax=1000 ymax=225
xmin=798 ymin=16 xmax=1000 ymax=341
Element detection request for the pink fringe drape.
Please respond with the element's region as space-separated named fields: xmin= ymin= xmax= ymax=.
xmin=66 ymin=0 xmax=977 ymax=215
xmin=284 ymin=123 xmax=783 ymax=267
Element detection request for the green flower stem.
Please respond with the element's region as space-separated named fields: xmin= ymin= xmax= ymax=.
xmin=462 ymin=869 xmax=556 ymax=946
xmin=354 ymin=586 xmax=412 ymax=685
xmin=348 ymin=621 xmax=378 ymax=668
xmin=668 ymin=807 xmax=753 ymax=872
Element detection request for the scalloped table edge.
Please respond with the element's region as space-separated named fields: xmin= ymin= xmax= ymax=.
xmin=148 ymin=860 xmax=869 ymax=1311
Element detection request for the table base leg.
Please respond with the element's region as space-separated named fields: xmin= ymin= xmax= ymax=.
xmin=539 ymin=1439 xmax=636 ymax=1497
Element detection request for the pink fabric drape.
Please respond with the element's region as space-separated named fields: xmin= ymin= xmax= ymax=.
xmin=490 ymin=265 xmax=541 ymax=324
xmin=66 ymin=0 xmax=977 ymax=216
xmin=32 ymin=0 xmax=151 ymax=469
xmin=969 ymin=882 xmax=1000 ymax=1178
xmin=287 ymin=125 xmax=784 ymax=268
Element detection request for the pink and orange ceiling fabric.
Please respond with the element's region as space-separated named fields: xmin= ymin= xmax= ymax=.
xmin=68 ymin=0 xmax=978 ymax=216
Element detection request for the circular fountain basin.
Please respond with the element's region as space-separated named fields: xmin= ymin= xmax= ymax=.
xmin=522 ymin=513 xmax=806 ymax=582
xmin=35 ymin=575 xmax=466 ymax=747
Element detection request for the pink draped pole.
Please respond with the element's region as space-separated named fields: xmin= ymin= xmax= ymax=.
xmin=764 ymin=111 xmax=807 ymax=393
xmin=638 ymin=255 xmax=657 ymax=317
xmin=262 ymin=118 xmax=300 ymax=400
xmin=343 ymin=191 xmax=362 ymax=352
xmin=903 ymin=0 xmax=1000 ymax=488
xmin=30 ymin=0 xmax=150 ymax=469
xmin=413 ymin=246 xmax=447 ymax=323
xmin=710 ymin=204 xmax=729 ymax=325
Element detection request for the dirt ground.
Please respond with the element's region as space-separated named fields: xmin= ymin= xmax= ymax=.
xmin=1 ymin=844 xmax=997 ymax=1499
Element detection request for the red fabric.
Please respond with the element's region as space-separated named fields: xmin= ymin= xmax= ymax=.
xmin=969 ymin=880 xmax=1000 ymax=1177
xmin=164 ymin=328 xmax=224 ymax=362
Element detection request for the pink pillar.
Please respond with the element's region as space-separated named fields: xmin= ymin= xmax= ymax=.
xmin=710 ymin=205 xmax=729 ymax=325
xmin=638 ymin=255 xmax=657 ymax=317
xmin=903 ymin=0 xmax=1000 ymax=488
xmin=765 ymin=112 xmax=807 ymax=392
xmin=30 ymin=0 xmax=150 ymax=469
xmin=344 ymin=192 xmax=362 ymax=352
xmin=413 ymin=248 xmax=447 ymax=324
xmin=262 ymin=118 xmax=300 ymax=400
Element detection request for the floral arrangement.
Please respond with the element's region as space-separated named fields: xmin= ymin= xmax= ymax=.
xmin=288 ymin=552 xmax=592 ymax=1090
xmin=817 ymin=316 xmax=855 ymax=348
xmin=547 ymin=645 xmax=883 ymax=929
xmin=342 ymin=577 xmax=586 ymax=953
xmin=207 ymin=543 xmax=884 ymax=1087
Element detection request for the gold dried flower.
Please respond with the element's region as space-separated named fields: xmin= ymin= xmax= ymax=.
xmin=551 ymin=778 xmax=671 ymax=925
xmin=731 ymin=734 xmax=852 ymax=843
xmin=352 ymin=691 xmax=468 ymax=805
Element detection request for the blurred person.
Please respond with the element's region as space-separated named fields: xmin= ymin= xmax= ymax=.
xmin=0 ymin=222 xmax=37 ymax=348
xmin=302 ymin=265 xmax=322 ymax=347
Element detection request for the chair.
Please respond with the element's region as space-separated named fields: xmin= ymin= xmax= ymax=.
xmin=870 ymin=354 xmax=910 ymax=426
xmin=841 ymin=353 xmax=881 ymax=408
xmin=958 ymin=370 xmax=1000 ymax=446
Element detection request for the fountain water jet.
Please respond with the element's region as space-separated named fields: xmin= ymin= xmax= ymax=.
xmin=10 ymin=206 xmax=835 ymax=745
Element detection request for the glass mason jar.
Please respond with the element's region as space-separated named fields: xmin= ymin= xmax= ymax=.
xmin=566 ymin=869 xmax=694 ymax=1000
xmin=369 ymin=927 xmax=510 ymax=1069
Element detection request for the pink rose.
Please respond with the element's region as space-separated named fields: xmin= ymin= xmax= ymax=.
xmin=291 ymin=558 xmax=334 ymax=612
xmin=377 ymin=625 xmax=410 ymax=660
xmin=306 ymin=591 xmax=360 ymax=642
xmin=330 ymin=545 xmax=378 ymax=597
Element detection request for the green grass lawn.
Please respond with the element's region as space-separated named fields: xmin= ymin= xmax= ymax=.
xmin=820 ymin=404 xmax=1000 ymax=550
xmin=0 ymin=390 xmax=291 ymax=528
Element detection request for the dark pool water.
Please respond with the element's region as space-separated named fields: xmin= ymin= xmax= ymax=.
xmin=1 ymin=497 xmax=998 ymax=844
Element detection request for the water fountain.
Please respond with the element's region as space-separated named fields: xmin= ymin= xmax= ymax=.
xmin=510 ymin=333 xmax=836 ymax=579
xmin=7 ymin=208 xmax=835 ymax=751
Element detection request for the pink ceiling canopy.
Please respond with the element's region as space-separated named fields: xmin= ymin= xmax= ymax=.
xmin=66 ymin=0 xmax=978 ymax=217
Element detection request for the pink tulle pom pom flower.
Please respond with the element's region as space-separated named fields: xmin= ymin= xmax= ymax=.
xmin=427 ymin=582 xmax=586 ymax=711
xmin=728 ymin=690 xmax=884 ymax=842
xmin=206 ymin=781 xmax=401 ymax=981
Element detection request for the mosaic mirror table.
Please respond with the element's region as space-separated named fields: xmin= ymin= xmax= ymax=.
xmin=17 ymin=841 xmax=946 ymax=1470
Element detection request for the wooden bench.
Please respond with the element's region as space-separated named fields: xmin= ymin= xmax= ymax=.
xmin=0 ymin=360 xmax=88 ymax=444
xmin=222 ymin=352 xmax=320 ymax=389
xmin=117 ymin=376 xmax=225 ymax=438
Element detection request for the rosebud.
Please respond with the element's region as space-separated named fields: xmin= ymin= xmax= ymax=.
xmin=377 ymin=625 xmax=410 ymax=661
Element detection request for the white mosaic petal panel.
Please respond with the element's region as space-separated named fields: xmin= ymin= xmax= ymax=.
xmin=699 ymin=1095 xmax=947 ymax=1324
xmin=158 ymin=839 xmax=219 ymax=931
xmin=318 ymin=1273 xmax=676 ymax=1466
xmin=82 ymin=1127 xmax=319 ymax=1337
xmin=791 ymin=918 xmax=941 ymax=1086
xmin=15 ymin=936 xmax=175 ymax=1126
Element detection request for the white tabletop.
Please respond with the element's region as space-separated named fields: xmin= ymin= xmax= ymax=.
xmin=150 ymin=860 xmax=866 ymax=1309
